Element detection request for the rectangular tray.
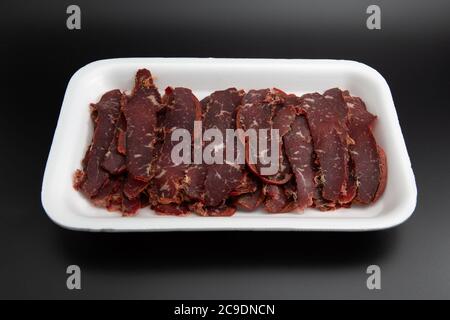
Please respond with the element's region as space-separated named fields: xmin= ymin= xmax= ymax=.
xmin=41 ymin=58 xmax=417 ymax=231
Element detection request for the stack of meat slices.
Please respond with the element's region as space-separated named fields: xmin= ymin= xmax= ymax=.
xmin=74 ymin=69 xmax=387 ymax=216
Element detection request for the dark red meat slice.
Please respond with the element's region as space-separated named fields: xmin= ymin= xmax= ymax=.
xmin=202 ymin=88 xmax=246 ymax=207
xmin=374 ymin=146 xmax=387 ymax=202
xmin=230 ymin=171 xmax=258 ymax=196
xmin=283 ymin=115 xmax=315 ymax=210
xmin=102 ymin=114 xmax=126 ymax=175
xmin=343 ymin=92 xmax=387 ymax=203
xmin=204 ymin=164 xmax=243 ymax=206
xmin=263 ymin=183 xmax=297 ymax=213
xmin=190 ymin=202 xmax=237 ymax=217
xmin=90 ymin=177 xmax=123 ymax=209
xmin=117 ymin=128 xmax=126 ymax=155
xmin=153 ymin=87 xmax=202 ymax=204
xmin=184 ymin=165 xmax=208 ymax=201
xmin=123 ymin=176 xmax=148 ymax=200
xmin=88 ymin=175 xmax=142 ymax=216
xmin=121 ymin=193 xmax=141 ymax=216
xmin=183 ymin=89 xmax=246 ymax=214
xmin=236 ymin=89 xmax=291 ymax=184
xmin=77 ymin=89 xmax=122 ymax=197
xmin=298 ymin=89 xmax=351 ymax=204
xmin=182 ymin=95 xmax=211 ymax=201
xmin=341 ymin=159 xmax=358 ymax=206
xmin=122 ymin=69 xmax=161 ymax=198
xmin=234 ymin=185 xmax=264 ymax=211
xmin=154 ymin=203 xmax=190 ymax=216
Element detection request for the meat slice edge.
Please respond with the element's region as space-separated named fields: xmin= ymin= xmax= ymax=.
xmin=74 ymin=89 xmax=122 ymax=198
xmin=122 ymin=69 xmax=161 ymax=199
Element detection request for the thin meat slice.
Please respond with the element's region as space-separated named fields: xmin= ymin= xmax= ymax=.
xmin=234 ymin=184 xmax=264 ymax=211
xmin=343 ymin=91 xmax=387 ymax=203
xmin=184 ymin=165 xmax=208 ymax=201
xmin=204 ymin=205 xmax=237 ymax=217
xmin=230 ymin=171 xmax=258 ymax=196
xmin=121 ymin=193 xmax=141 ymax=216
xmin=204 ymin=164 xmax=243 ymax=206
xmin=102 ymin=114 xmax=126 ymax=175
xmin=89 ymin=175 xmax=142 ymax=216
xmin=298 ymin=89 xmax=351 ymax=205
xmin=374 ymin=146 xmax=387 ymax=202
xmin=263 ymin=182 xmax=297 ymax=213
xmin=236 ymin=89 xmax=291 ymax=184
xmin=182 ymin=95 xmax=211 ymax=202
xmin=123 ymin=176 xmax=148 ymax=199
xmin=322 ymin=88 xmax=358 ymax=205
xmin=271 ymin=100 xmax=296 ymax=184
xmin=154 ymin=203 xmax=190 ymax=216
xmin=153 ymin=87 xmax=202 ymax=204
xmin=202 ymin=88 xmax=245 ymax=207
xmin=186 ymin=89 xmax=246 ymax=215
xmin=122 ymin=69 xmax=161 ymax=198
xmin=90 ymin=177 xmax=123 ymax=209
xmin=76 ymin=89 xmax=123 ymax=197
xmin=190 ymin=202 xmax=237 ymax=217
xmin=283 ymin=115 xmax=315 ymax=210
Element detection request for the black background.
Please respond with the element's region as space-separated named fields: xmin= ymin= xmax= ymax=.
xmin=1 ymin=0 xmax=449 ymax=299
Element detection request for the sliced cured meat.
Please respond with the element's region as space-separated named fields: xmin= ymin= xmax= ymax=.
xmin=154 ymin=203 xmax=190 ymax=216
xmin=298 ymin=89 xmax=351 ymax=205
xmin=230 ymin=171 xmax=258 ymax=196
xmin=282 ymin=93 xmax=332 ymax=210
xmin=190 ymin=202 xmax=237 ymax=217
xmin=153 ymin=87 xmax=202 ymax=204
xmin=283 ymin=115 xmax=315 ymax=210
xmin=263 ymin=182 xmax=297 ymax=213
xmin=122 ymin=69 xmax=161 ymax=198
xmin=102 ymin=114 xmax=126 ymax=175
xmin=74 ymin=68 xmax=388 ymax=216
xmin=322 ymin=88 xmax=358 ymax=205
xmin=202 ymin=88 xmax=245 ymax=207
xmin=123 ymin=176 xmax=148 ymax=200
xmin=374 ymin=146 xmax=387 ymax=202
xmin=184 ymin=165 xmax=208 ymax=201
xmin=236 ymin=89 xmax=291 ymax=184
xmin=340 ymin=158 xmax=358 ymax=205
xmin=90 ymin=177 xmax=123 ymax=209
xmin=234 ymin=184 xmax=264 ymax=211
xmin=204 ymin=164 xmax=243 ymax=206
xmin=343 ymin=91 xmax=387 ymax=203
xmin=183 ymin=89 xmax=246 ymax=213
xmin=78 ymin=89 xmax=123 ymax=197
xmin=182 ymin=96 xmax=210 ymax=201
xmin=121 ymin=193 xmax=141 ymax=216
xmin=89 ymin=176 xmax=142 ymax=216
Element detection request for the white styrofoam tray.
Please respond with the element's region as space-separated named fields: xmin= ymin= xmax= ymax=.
xmin=41 ymin=58 xmax=416 ymax=231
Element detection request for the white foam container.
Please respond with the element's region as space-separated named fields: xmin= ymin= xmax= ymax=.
xmin=41 ymin=58 xmax=416 ymax=231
